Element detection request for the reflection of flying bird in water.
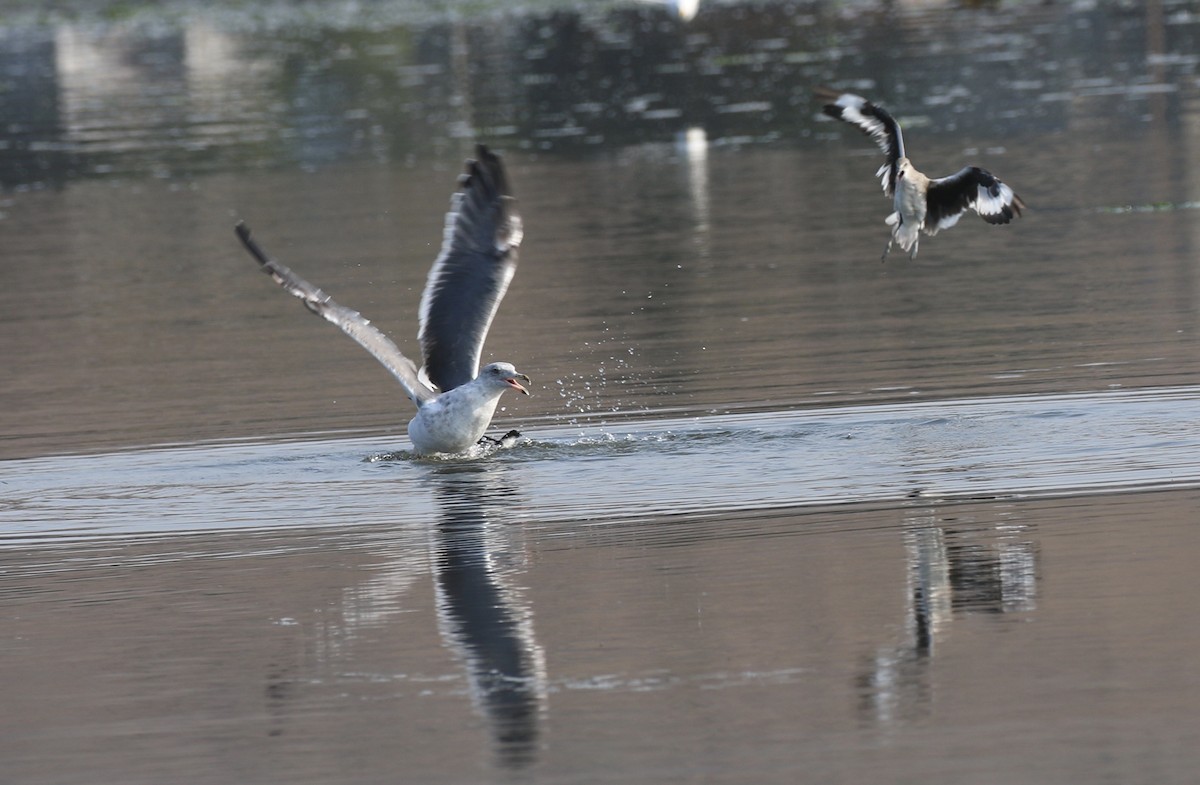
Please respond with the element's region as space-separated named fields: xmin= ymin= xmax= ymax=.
xmin=817 ymin=88 xmax=1025 ymax=261
xmin=237 ymin=145 xmax=529 ymax=455
xmin=857 ymin=508 xmax=1039 ymax=728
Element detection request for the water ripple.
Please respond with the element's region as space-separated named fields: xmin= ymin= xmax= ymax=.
xmin=4 ymin=386 xmax=1200 ymax=545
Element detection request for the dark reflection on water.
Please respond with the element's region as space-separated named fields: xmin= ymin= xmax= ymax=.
xmin=3 ymin=442 xmax=1200 ymax=783
xmin=857 ymin=503 xmax=1039 ymax=727
xmin=0 ymin=1 xmax=1197 ymax=186
xmin=237 ymin=458 xmax=547 ymax=769
xmin=426 ymin=462 xmax=546 ymax=770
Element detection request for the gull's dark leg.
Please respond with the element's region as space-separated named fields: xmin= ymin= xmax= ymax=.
xmin=478 ymin=429 xmax=522 ymax=448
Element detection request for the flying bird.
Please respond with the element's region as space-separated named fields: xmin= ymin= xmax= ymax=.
xmin=817 ymin=87 xmax=1025 ymax=261
xmin=236 ymin=145 xmax=530 ymax=456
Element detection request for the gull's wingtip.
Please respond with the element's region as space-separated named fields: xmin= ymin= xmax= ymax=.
xmin=463 ymin=143 xmax=513 ymax=200
xmin=473 ymin=142 xmax=498 ymax=163
xmin=234 ymin=219 xmax=275 ymax=270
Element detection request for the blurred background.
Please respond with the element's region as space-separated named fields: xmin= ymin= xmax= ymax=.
xmin=1 ymin=0 xmax=1198 ymax=459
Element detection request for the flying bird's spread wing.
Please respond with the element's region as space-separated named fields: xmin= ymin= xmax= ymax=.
xmin=418 ymin=145 xmax=522 ymax=393
xmin=817 ymin=87 xmax=906 ymax=196
xmin=926 ymin=166 xmax=1025 ymax=233
xmin=236 ymin=222 xmax=436 ymax=408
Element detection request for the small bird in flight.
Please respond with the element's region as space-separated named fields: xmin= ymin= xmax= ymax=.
xmin=817 ymin=87 xmax=1025 ymax=261
xmin=237 ymin=145 xmax=530 ymax=456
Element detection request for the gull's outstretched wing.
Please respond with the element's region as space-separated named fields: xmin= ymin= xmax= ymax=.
xmin=418 ymin=145 xmax=522 ymax=393
xmin=925 ymin=166 xmax=1025 ymax=233
xmin=236 ymin=222 xmax=436 ymax=408
xmin=817 ymin=87 xmax=906 ymax=197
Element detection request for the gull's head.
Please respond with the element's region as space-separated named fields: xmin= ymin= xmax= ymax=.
xmin=481 ymin=362 xmax=531 ymax=396
xmin=896 ymin=157 xmax=912 ymax=179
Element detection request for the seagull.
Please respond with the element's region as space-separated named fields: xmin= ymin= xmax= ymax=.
xmin=236 ymin=145 xmax=530 ymax=456
xmin=817 ymin=87 xmax=1025 ymax=261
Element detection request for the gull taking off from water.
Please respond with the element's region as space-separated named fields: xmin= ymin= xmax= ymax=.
xmin=817 ymin=87 xmax=1025 ymax=261
xmin=236 ymin=145 xmax=530 ymax=456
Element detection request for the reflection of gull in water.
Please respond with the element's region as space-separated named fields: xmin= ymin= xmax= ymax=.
xmin=429 ymin=463 xmax=546 ymax=769
xmin=236 ymin=146 xmax=530 ymax=455
xmin=817 ymin=88 xmax=1025 ymax=261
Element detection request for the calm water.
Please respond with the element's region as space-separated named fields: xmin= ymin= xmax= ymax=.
xmin=4 ymin=0 xmax=1200 ymax=782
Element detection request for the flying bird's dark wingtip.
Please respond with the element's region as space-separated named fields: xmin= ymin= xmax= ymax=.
xmin=981 ymin=199 xmax=1024 ymax=225
xmin=991 ymin=191 xmax=1026 ymax=224
xmin=815 ymin=86 xmax=846 ymax=119
xmin=820 ymin=104 xmax=843 ymax=122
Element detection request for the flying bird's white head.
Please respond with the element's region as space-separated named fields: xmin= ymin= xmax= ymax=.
xmin=895 ymin=157 xmax=928 ymax=185
xmin=480 ymin=361 xmax=531 ymax=396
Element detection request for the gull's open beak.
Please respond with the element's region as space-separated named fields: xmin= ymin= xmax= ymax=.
xmin=507 ymin=373 xmax=531 ymax=396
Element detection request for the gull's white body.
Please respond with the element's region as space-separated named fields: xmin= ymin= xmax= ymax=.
xmin=237 ymin=145 xmax=529 ymax=456
xmin=406 ymin=363 xmax=522 ymax=454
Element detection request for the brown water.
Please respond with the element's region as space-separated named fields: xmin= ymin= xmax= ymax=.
xmin=3 ymin=1 xmax=1200 ymax=782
